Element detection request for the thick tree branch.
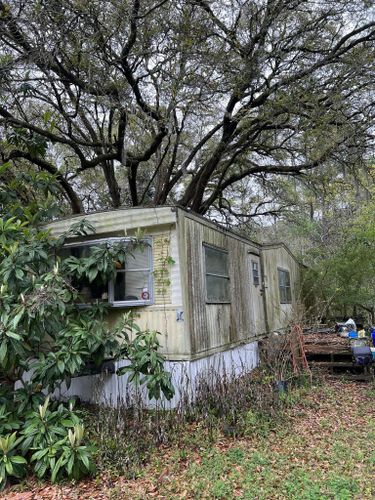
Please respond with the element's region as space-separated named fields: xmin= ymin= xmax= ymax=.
xmin=6 ymin=150 xmax=83 ymax=213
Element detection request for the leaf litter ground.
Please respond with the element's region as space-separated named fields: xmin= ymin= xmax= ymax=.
xmin=3 ymin=378 xmax=375 ymax=499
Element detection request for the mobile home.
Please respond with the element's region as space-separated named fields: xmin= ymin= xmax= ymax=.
xmin=48 ymin=206 xmax=302 ymax=406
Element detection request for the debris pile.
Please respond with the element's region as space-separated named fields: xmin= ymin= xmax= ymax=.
xmin=302 ymin=322 xmax=375 ymax=381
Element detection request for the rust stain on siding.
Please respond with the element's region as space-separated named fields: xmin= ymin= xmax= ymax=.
xmin=153 ymin=234 xmax=172 ymax=305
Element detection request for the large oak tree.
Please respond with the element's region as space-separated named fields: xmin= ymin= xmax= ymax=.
xmin=0 ymin=0 xmax=374 ymax=216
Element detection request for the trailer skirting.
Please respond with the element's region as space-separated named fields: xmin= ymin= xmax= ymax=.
xmin=53 ymin=341 xmax=259 ymax=409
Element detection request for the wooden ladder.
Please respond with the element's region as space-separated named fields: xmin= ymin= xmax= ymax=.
xmin=290 ymin=324 xmax=311 ymax=376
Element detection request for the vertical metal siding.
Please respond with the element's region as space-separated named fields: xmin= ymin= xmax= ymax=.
xmin=261 ymin=246 xmax=301 ymax=332
xmin=177 ymin=210 xmax=265 ymax=357
xmin=47 ymin=207 xmax=302 ymax=361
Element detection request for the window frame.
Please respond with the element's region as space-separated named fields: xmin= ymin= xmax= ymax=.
xmin=203 ymin=243 xmax=231 ymax=304
xmin=277 ymin=267 xmax=292 ymax=304
xmin=63 ymin=237 xmax=154 ymax=308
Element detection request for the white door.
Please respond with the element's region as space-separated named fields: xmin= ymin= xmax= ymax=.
xmin=250 ymin=255 xmax=265 ymax=334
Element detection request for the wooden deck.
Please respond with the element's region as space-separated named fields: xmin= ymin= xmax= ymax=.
xmin=303 ymin=331 xmax=374 ymax=381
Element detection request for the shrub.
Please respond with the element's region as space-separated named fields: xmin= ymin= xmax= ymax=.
xmin=0 ymin=171 xmax=174 ymax=489
xmin=0 ymin=433 xmax=27 ymax=489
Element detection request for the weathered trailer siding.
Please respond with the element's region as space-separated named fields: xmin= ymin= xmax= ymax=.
xmin=44 ymin=207 xmax=307 ymax=408
xmin=47 ymin=206 xmax=177 ymax=237
xmin=177 ymin=210 xmax=265 ymax=359
xmin=47 ymin=207 xmax=190 ymax=359
xmin=47 ymin=206 xmax=303 ymax=364
xmin=261 ymin=244 xmax=301 ymax=332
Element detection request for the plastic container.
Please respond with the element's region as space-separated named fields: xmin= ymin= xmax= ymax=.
xmin=370 ymin=347 xmax=375 ymax=361
xmin=275 ymin=380 xmax=289 ymax=394
xmin=351 ymin=338 xmax=367 ymax=347
xmin=358 ymin=329 xmax=366 ymax=338
xmin=348 ymin=330 xmax=358 ymax=339
xmin=371 ymin=328 xmax=375 ymax=347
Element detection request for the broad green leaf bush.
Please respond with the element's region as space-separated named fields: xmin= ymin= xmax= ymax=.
xmin=0 ymin=168 xmax=174 ymax=489
xmin=26 ymin=399 xmax=95 ymax=482
xmin=0 ymin=432 xmax=27 ymax=489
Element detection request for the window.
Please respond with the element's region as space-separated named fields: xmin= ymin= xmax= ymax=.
xmin=252 ymin=260 xmax=260 ymax=286
xmin=278 ymin=268 xmax=292 ymax=304
xmin=61 ymin=238 xmax=153 ymax=307
xmin=110 ymin=243 xmax=152 ymax=304
xmin=204 ymin=244 xmax=230 ymax=303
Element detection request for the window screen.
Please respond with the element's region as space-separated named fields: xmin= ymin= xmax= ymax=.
xmin=204 ymin=245 xmax=230 ymax=303
xmin=252 ymin=260 xmax=260 ymax=286
xmin=278 ymin=268 xmax=292 ymax=304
